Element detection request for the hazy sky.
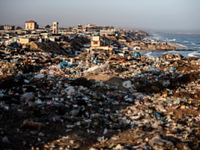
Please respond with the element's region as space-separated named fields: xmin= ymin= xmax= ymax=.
xmin=0 ymin=0 xmax=200 ymax=32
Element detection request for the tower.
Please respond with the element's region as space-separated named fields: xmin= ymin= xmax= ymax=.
xmin=53 ymin=22 xmax=59 ymax=34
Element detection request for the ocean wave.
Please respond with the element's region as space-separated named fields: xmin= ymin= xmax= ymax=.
xmin=183 ymin=41 xmax=189 ymax=43
xmin=176 ymin=43 xmax=187 ymax=48
xmin=188 ymin=51 xmax=200 ymax=57
xmin=163 ymin=51 xmax=179 ymax=55
xmin=144 ymin=51 xmax=153 ymax=58
xmin=151 ymin=34 xmax=162 ymax=40
xmin=163 ymin=38 xmax=177 ymax=43
xmin=168 ymin=39 xmax=176 ymax=42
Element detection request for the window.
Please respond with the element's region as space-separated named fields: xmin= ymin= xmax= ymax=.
xmin=93 ymin=41 xmax=98 ymax=44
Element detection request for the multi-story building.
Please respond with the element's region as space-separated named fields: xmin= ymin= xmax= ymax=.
xmin=25 ymin=20 xmax=39 ymax=30
xmin=53 ymin=22 xmax=59 ymax=34
xmin=91 ymin=35 xmax=100 ymax=47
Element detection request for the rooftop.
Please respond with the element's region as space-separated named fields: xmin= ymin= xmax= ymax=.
xmin=25 ymin=20 xmax=37 ymax=23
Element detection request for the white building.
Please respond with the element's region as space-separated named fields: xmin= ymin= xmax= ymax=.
xmin=53 ymin=22 xmax=59 ymax=34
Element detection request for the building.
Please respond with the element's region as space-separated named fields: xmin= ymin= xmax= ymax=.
xmin=91 ymin=35 xmax=100 ymax=47
xmin=25 ymin=20 xmax=39 ymax=30
xmin=84 ymin=24 xmax=96 ymax=31
xmin=100 ymin=29 xmax=115 ymax=37
xmin=4 ymin=25 xmax=15 ymax=30
xmin=84 ymin=24 xmax=96 ymax=28
xmin=19 ymin=38 xmax=31 ymax=44
xmin=77 ymin=24 xmax=83 ymax=30
xmin=90 ymin=35 xmax=113 ymax=55
xmin=53 ymin=22 xmax=59 ymax=34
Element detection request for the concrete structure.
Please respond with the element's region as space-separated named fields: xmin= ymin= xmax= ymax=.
xmin=90 ymin=46 xmax=112 ymax=51
xmin=25 ymin=20 xmax=39 ymax=30
xmin=91 ymin=35 xmax=100 ymax=47
xmin=90 ymin=35 xmax=113 ymax=54
xmin=84 ymin=24 xmax=96 ymax=31
xmin=53 ymin=22 xmax=59 ymax=34
xmin=4 ymin=25 xmax=15 ymax=30
xmin=77 ymin=24 xmax=83 ymax=30
xmin=84 ymin=24 xmax=96 ymax=28
xmin=19 ymin=38 xmax=30 ymax=44
xmin=100 ymin=29 xmax=115 ymax=37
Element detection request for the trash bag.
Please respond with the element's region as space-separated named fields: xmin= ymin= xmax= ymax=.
xmin=11 ymin=42 xmax=19 ymax=48
xmin=170 ymin=67 xmax=176 ymax=72
xmin=122 ymin=80 xmax=132 ymax=88
xmin=133 ymin=51 xmax=141 ymax=58
xmin=21 ymin=92 xmax=35 ymax=102
xmin=60 ymin=60 xmax=71 ymax=70
xmin=153 ymin=112 xmax=166 ymax=122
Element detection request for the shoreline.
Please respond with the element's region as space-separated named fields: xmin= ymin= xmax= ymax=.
xmin=136 ymin=48 xmax=197 ymax=55
xmin=167 ymin=43 xmax=185 ymax=48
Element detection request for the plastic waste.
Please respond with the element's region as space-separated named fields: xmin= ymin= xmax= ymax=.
xmin=21 ymin=93 xmax=35 ymax=102
xmin=153 ymin=112 xmax=166 ymax=122
xmin=149 ymin=135 xmax=173 ymax=147
xmin=60 ymin=60 xmax=71 ymax=70
xmin=122 ymin=80 xmax=132 ymax=88
xmin=133 ymin=51 xmax=141 ymax=58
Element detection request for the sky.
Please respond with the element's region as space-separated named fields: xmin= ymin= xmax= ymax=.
xmin=0 ymin=0 xmax=200 ymax=32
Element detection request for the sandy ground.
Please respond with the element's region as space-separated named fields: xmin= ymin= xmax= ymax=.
xmin=167 ymin=43 xmax=186 ymax=48
xmin=85 ymin=74 xmax=112 ymax=81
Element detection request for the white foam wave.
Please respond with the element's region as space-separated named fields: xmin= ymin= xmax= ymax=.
xmin=176 ymin=43 xmax=187 ymax=48
xmin=144 ymin=51 xmax=153 ymax=58
xmin=183 ymin=41 xmax=189 ymax=43
xmin=168 ymin=39 xmax=176 ymax=42
xmin=151 ymin=34 xmax=162 ymax=41
xmin=188 ymin=51 xmax=200 ymax=57
xmin=192 ymin=43 xmax=196 ymax=45
xmin=163 ymin=51 xmax=179 ymax=55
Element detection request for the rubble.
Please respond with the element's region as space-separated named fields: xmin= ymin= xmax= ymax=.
xmin=0 ymin=46 xmax=200 ymax=150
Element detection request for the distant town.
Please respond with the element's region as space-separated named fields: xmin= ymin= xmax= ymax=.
xmin=0 ymin=20 xmax=178 ymax=57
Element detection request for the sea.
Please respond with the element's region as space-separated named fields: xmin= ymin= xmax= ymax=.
xmin=144 ymin=33 xmax=200 ymax=58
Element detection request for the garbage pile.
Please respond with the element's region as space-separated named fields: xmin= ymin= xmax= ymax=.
xmin=0 ymin=47 xmax=200 ymax=150
xmin=28 ymin=41 xmax=69 ymax=55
